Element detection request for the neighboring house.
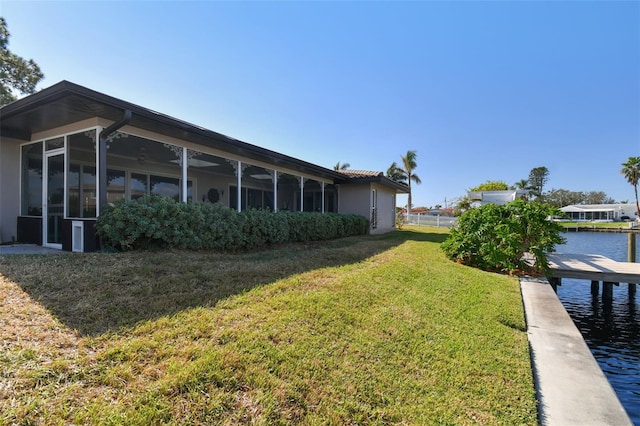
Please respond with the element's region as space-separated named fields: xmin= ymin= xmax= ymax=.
xmin=560 ymin=204 xmax=637 ymax=222
xmin=0 ymin=81 xmax=409 ymax=251
xmin=467 ymin=190 xmax=529 ymax=206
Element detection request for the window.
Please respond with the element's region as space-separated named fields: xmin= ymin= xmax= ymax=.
xmin=21 ymin=142 xmax=43 ymax=216
xmin=67 ymin=130 xmax=97 ymax=218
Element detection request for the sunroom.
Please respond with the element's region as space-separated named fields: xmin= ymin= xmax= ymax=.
xmin=1 ymin=82 xmax=356 ymax=251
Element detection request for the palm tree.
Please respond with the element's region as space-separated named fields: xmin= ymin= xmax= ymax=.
xmin=621 ymin=156 xmax=640 ymax=219
xmin=334 ymin=162 xmax=350 ymax=171
xmin=515 ymin=179 xmax=530 ymax=190
xmin=386 ymin=161 xmax=406 ymax=183
xmin=400 ymin=150 xmax=421 ymax=215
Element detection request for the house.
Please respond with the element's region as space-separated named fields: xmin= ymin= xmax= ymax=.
xmin=467 ymin=190 xmax=529 ymax=206
xmin=559 ymin=203 xmax=637 ymax=222
xmin=0 ymin=81 xmax=409 ymax=251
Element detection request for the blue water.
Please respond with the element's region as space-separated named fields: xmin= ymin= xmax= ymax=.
xmin=555 ymin=232 xmax=640 ymax=424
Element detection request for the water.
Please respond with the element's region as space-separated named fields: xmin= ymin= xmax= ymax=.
xmin=555 ymin=232 xmax=640 ymax=424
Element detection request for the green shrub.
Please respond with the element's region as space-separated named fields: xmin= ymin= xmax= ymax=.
xmin=96 ymin=195 xmax=369 ymax=251
xmin=441 ymin=200 xmax=565 ymax=275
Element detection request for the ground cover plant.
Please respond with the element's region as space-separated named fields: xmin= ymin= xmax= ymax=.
xmin=0 ymin=227 xmax=537 ymax=425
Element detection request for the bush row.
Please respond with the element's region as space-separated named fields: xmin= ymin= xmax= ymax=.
xmin=95 ymin=195 xmax=369 ymax=251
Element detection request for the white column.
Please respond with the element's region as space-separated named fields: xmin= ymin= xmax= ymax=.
xmin=299 ymin=177 xmax=305 ymax=212
xmin=321 ymin=182 xmax=325 ymax=213
xmin=182 ymin=147 xmax=188 ymax=203
xmin=95 ymin=127 xmax=102 ymax=215
xmin=273 ymin=170 xmax=278 ymax=212
xmin=237 ymin=160 xmax=242 ymax=212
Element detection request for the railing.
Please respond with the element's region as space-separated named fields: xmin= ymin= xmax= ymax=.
xmin=403 ymin=214 xmax=456 ymax=228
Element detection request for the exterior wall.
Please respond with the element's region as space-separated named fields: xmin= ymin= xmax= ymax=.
xmin=339 ymin=182 xmax=397 ymax=234
xmin=0 ymin=137 xmax=22 ymax=243
xmin=371 ymin=183 xmax=396 ymax=235
xmin=338 ymin=182 xmax=371 ymax=219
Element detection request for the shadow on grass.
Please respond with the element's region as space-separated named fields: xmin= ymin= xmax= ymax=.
xmin=0 ymin=229 xmax=446 ymax=336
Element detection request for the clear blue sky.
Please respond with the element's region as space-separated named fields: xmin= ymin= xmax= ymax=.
xmin=3 ymin=0 xmax=639 ymax=208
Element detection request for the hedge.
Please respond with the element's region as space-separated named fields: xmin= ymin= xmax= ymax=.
xmin=95 ymin=195 xmax=369 ymax=251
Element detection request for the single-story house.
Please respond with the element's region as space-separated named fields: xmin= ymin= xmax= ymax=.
xmin=467 ymin=190 xmax=529 ymax=206
xmin=0 ymin=81 xmax=409 ymax=251
xmin=560 ymin=203 xmax=638 ymax=222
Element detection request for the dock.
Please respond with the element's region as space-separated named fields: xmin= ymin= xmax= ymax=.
xmin=546 ymin=253 xmax=639 ymax=297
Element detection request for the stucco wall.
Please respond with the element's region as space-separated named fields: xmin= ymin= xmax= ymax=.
xmin=0 ymin=137 xmax=22 ymax=243
xmin=339 ymin=182 xmax=397 ymax=234
xmin=372 ymin=183 xmax=396 ymax=235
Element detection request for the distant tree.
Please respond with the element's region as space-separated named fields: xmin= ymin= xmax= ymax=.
xmin=399 ymin=150 xmax=421 ymax=216
xmin=543 ymin=188 xmax=615 ymax=207
xmin=514 ymin=179 xmax=530 ymax=190
xmin=454 ymin=196 xmax=473 ymax=216
xmin=0 ymin=17 xmax=44 ymax=106
xmin=621 ymin=156 xmax=640 ymax=216
xmin=386 ymin=161 xmax=406 ymax=183
xmin=334 ymin=162 xmax=350 ymax=171
xmin=528 ymin=167 xmax=549 ymax=199
xmin=469 ymin=180 xmax=509 ymax=192
xmin=583 ymin=191 xmax=615 ymax=205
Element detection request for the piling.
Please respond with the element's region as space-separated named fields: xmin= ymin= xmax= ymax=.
xmin=603 ymin=282 xmax=616 ymax=300
xmin=591 ymin=280 xmax=599 ymax=295
xmin=629 ymin=233 xmax=637 ymax=298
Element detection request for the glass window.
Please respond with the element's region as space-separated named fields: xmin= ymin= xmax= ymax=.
xmin=45 ymin=137 xmax=64 ymax=151
xmin=67 ymin=130 xmax=97 ymax=218
xmin=150 ymin=175 xmax=180 ymax=201
xmin=21 ymin=142 xmax=43 ymax=216
xmin=107 ymin=169 xmax=126 ymax=203
xmin=131 ymin=173 xmax=148 ymax=200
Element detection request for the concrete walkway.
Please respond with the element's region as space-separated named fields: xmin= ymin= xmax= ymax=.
xmin=0 ymin=244 xmax=63 ymax=255
xmin=520 ymin=276 xmax=632 ymax=425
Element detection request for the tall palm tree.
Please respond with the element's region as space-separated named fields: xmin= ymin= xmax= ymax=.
xmin=400 ymin=150 xmax=421 ymax=215
xmin=334 ymin=162 xmax=350 ymax=171
xmin=621 ymin=156 xmax=640 ymax=219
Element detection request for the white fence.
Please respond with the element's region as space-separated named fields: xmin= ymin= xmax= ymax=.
xmin=403 ymin=214 xmax=456 ymax=228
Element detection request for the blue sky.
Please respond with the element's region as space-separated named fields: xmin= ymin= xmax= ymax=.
xmin=3 ymin=1 xmax=639 ymax=208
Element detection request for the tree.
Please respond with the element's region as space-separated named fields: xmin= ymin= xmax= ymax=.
xmin=0 ymin=17 xmax=44 ymax=106
xmin=386 ymin=161 xmax=406 ymax=183
xmin=514 ymin=179 xmax=530 ymax=190
xmin=400 ymin=150 xmax=421 ymax=215
xmin=469 ymin=180 xmax=509 ymax=191
xmin=621 ymin=156 xmax=640 ymax=217
xmin=334 ymin=162 xmax=350 ymax=171
xmin=528 ymin=167 xmax=549 ymax=199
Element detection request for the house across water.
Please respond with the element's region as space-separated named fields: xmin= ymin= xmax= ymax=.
xmin=560 ymin=203 xmax=638 ymax=222
xmin=0 ymin=81 xmax=408 ymax=251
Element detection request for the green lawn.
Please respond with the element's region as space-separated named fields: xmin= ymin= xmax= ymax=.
xmin=0 ymin=226 xmax=537 ymax=425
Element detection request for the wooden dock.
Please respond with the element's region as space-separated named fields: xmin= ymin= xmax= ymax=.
xmin=546 ymin=253 xmax=639 ymax=298
xmin=547 ymin=253 xmax=640 ymax=284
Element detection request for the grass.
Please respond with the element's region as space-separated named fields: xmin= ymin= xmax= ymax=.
xmin=0 ymin=226 xmax=537 ymax=425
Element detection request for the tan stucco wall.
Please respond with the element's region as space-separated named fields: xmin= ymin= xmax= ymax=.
xmin=0 ymin=137 xmax=22 ymax=242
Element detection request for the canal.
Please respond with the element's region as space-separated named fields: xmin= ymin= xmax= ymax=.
xmin=555 ymin=232 xmax=640 ymax=425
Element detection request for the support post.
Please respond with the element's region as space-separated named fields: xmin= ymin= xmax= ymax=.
xmin=550 ymin=277 xmax=561 ymax=293
xmin=591 ymin=280 xmax=599 ymax=296
xmin=603 ymin=282 xmax=614 ymax=300
xmin=630 ymin=283 xmax=637 ymax=298
xmin=629 ymin=233 xmax=636 ymax=263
